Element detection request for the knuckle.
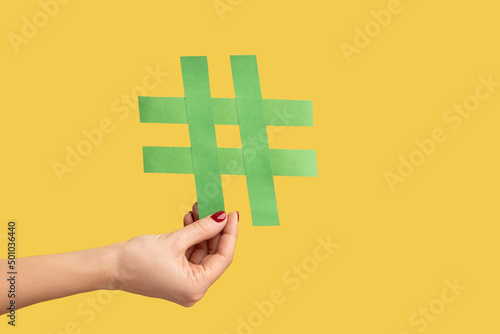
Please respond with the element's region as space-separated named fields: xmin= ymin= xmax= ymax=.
xmin=227 ymin=255 xmax=234 ymax=265
xmin=193 ymin=221 xmax=209 ymax=235
xmin=186 ymin=291 xmax=205 ymax=304
xmin=180 ymin=301 xmax=196 ymax=308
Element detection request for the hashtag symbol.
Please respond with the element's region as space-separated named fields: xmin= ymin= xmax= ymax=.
xmin=139 ymin=55 xmax=317 ymax=226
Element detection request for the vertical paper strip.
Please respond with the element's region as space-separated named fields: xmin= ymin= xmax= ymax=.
xmin=230 ymin=55 xmax=279 ymax=226
xmin=181 ymin=56 xmax=224 ymax=218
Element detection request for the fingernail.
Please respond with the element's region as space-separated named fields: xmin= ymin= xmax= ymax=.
xmin=236 ymin=211 xmax=239 ymax=222
xmin=210 ymin=211 xmax=226 ymax=223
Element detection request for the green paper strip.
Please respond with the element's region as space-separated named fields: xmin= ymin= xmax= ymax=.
xmin=262 ymin=99 xmax=313 ymax=126
xmin=218 ymin=148 xmax=318 ymax=176
xmin=139 ymin=97 xmax=187 ymax=124
xmin=181 ymin=56 xmax=224 ymax=219
xmin=143 ymin=147 xmax=318 ymax=177
xmin=143 ymin=147 xmax=193 ymax=174
xmin=231 ymin=55 xmax=279 ymax=226
xmin=217 ymin=147 xmax=245 ymax=175
xmin=139 ymin=97 xmax=313 ymax=126
xmin=212 ymin=98 xmax=239 ymax=125
xmin=269 ymin=149 xmax=318 ymax=176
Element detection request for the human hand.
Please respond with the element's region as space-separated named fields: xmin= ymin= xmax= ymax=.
xmin=114 ymin=203 xmax=239 ymax=307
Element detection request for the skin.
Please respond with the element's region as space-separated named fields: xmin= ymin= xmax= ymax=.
xmin=0 ymin=203 xmax=238 ymax=314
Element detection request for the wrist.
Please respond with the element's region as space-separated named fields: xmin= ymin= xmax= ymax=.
xmin=96 ymin=242 xmax=124 ymax=291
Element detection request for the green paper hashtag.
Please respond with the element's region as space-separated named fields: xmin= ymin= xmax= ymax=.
xmin=139 ymin=55 xmax=317 ymax=226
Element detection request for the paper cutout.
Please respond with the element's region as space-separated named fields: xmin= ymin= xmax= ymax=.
xmin=143 ymin=147 xmax=194 ymax=174
xmin=139 ymin=97 xmax=313 ymax=126
xmin=180 ymin=57 xmax=225 ymax=218
xmin=143 ymin=147 xmax=318 ymax=177
xmin=230 ymin=55 xmax=279 ymax=226
xmin=139 ymin=55 xmax=317 ymax=226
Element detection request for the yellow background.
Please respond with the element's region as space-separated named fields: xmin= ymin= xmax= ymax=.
xmin=1 ymin=0 xmax=499 ymax=333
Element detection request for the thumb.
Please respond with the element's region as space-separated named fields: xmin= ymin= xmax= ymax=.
xmin=173 ymin=210 xmax=227 ymax=250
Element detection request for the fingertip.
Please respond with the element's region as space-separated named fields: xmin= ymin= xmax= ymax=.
xmin=230 ymin=211 xmax=239 ymax=225
xmin=220 ymin=212 xmax=239 ymax=238
xmin=192 ymin=202 xmax=199 ymax=220
xmin=228 ymin=212 xmax=239 ymax=234
xmin=176 ymin=212 xmax=229 ymax=251
xmin=210 ymin=210 xmax=226 ymax=223
xmin=183 ymin=211 xmax=194 ymax=226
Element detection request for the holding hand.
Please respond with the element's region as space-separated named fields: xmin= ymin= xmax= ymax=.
xmin=0 ymin=203 xmax=239 ymax=314
xmin=116 ymin=203 xmax=239 ymax=306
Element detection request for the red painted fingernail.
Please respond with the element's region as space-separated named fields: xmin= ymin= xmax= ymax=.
xmin=210 ymin=211 xmax=226 ymax=223
xmin=236 ymin=211 xmax=239 ymax=222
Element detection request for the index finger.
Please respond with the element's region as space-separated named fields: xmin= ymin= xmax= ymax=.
xmin=201 ymin=211 xmax=239 ymax=284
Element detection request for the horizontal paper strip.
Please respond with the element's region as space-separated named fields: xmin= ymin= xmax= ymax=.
xmin=139 ymin=97 xmax=187 ymax=124
xmin=269 ymin=149 xmax=318 ymax=177
xmin=143 ymin=147 xmax=317 ymax=177
xmin=143 ymin=147 xmax=193 ymax=174
xmin=139 ymin=97 xmax=313 ymax=126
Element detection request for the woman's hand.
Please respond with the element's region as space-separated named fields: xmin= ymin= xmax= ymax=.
xmin=114 ymin=203 xmax=239 ymax=307
xmin=0 ymin=203 xmax=237 ymax=314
